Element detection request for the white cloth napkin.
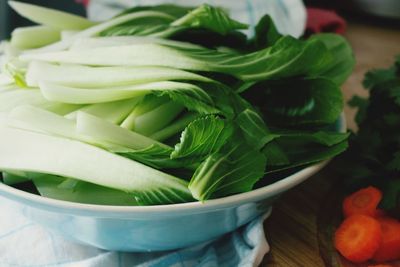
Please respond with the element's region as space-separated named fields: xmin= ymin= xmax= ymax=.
xmin=0 ymin=197 xmax=271 ymax=267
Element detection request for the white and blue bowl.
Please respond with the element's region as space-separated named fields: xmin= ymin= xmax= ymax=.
xmin=0 ymin=116 xmax=345 ymax=252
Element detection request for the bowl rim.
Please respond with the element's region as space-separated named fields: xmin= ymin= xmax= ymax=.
xmin=0 ymin=115 xmax=346 ymax=215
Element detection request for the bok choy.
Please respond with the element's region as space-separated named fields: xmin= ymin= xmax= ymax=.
xmin=0 ymin=1 xmax=354 ymax=205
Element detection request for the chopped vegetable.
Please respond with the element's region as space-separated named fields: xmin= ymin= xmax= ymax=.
xmin=334 ymin=214 xmax=382 ymax=263
xmin=343 ymin=186 xmax=383 ymax=218
xmin=373 ymin=217 xmax=400 ymax=262
xmin=335 ymin=182 xmax=400 ymax=264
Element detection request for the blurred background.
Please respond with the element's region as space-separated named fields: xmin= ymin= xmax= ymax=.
xmin=0 ymin=0 xmax=85 ymax=40
xmin=1 ymin=0 xmax=400 ymax=40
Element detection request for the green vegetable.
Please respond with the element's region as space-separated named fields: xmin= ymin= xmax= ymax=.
xmin=171 ymin=116 xmax=234 ymax=163
xmin=9 ymin=1 xmax=96 ymax=30
xmin=19 ymin=37 xmax=328 ymax=82
xmin=11 ymin=26 xmax=61 ymax=49
xmin=0 ymin=2 xmax=354 ymax=205
xmin=250 ymin=14 xmax=282 ymax=49
xmin=170 ymin=4 xmax=248 ymax=35
xmin=76 ymin=111 xmax=168 ymax=150
xmin=26 ymin=61 xmax=212 ymax=88
xmin=0 ymin=126 xmax=193 ymax=205
xmin=101 ymin=4 xmax=248 ymax=46
xmin=260 ymin=78 xmax=344 ymax=126
xmin=33 ymin=174 xmax=139 ymax=206
xmin=2 ymin=171 xmax=29 ymax=185
xmin=340 ymin=56 xmax=400 ymax=216
xmin=189 ymin=142 xmax=267 ymax=201
xmin=65 ymin=98 xmax=140 ymax=124
xmin=309 ymin=34 xmax=355 ymax=85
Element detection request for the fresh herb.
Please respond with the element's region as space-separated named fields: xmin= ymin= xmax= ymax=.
xmin=341 ymin=56 xmax=400 ymax=215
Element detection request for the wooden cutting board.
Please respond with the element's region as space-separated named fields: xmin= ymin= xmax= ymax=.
xmin=261 ymin=20 xmax=400 ymax=267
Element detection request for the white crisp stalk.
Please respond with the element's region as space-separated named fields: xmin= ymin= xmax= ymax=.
xmin=20 ymin=44 xmax=208 ymax=71
xmin=150 ymin=113 xmax=199 ymax=141
xmin=0 ymin=126 xmax=190 ymax=195
xmin=7 ymin=105 xmax=138 ymax=151
xmin=11 ymin=26 xmax=61 ymax=50
xmin=38 ymin=80 xmax=204 ymax=104
xmin=9 ymin=1 xmax=96 ymax=30
xmin=0 ymin=89 xmax=49 ymax=112
xmin=61 ymin=30 xmax=79 ymax=40
xmin=0 ymin=73 xmax=14 ymax=86
xmin=133 ymin=101 xmax=184 ymax=136
xmin=65 ymin=98 xmax=141 ymax=124
xmin=39 ymin=81 xmax=149 ymax=104
xmin=8 ymin=105 xmax=80 ymax=139
xmin=69 ymin=36 xmax=205 ymax=51
xmin=22 ymin=11 xmax=176 ymax=53
xmin=26 ymin=61 xmax=211 ymax=87
xmin=76 ymin=111 xmax=169 ymax=150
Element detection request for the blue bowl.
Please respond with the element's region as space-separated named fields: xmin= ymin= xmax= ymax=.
xmin=0 ymin=116 xmax=345 ymax=252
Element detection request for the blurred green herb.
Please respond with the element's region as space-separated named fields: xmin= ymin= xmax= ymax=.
xmin=341 ymin=56 xmax=400 ymax=215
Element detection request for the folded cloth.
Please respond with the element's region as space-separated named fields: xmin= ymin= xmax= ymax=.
xmin=86 ymin=0 xmax=307 ymax=38
xmin=0 ymin=197 xmax=271 ymax=267
xmin=306 ymin=7 xmax=346 ymax=35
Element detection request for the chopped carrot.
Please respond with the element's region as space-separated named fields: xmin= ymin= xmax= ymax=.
xmin=334 ymin=214 xmax=382 ymax=263
xmin=373 ymin=217 xmax=400 ymax=262
xmin=343 ymin=186 xmax=383 ymax=218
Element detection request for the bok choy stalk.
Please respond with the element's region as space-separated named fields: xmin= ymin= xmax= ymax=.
xmin=0 ymin=1 xmax=354 ymax=205
xmin=9 ymin=1 xmax=96 ymax=30
xmin=19 ymin=37 xmax=329 ymax=82
xmin=0 ymin=126 xmax=193 ymax=205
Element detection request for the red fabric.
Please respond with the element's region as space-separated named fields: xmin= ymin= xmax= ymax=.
xmin=76 ymin=0 xmax=90 ymax=7
xmin=306 ymin=7 xmax=346 ymax=35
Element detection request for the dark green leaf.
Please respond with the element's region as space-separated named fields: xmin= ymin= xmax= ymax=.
xmin=189 ymin=142 xmax=266 ymax=201
xmin=116 ymin=5 xmax=192 ymax=18
xmin=363 ymin=67 xmax=397 ymax=89
xmin=261 ymin=78 xmax=343 ymax=126
xmin=213 ymin=36 xmax=329 ymax=81
xmin=264 ymin=140 xmax=348 ymax=171
xmin=274 ymin=130 xmax=349 ymax=146
xmin=171 ymin=4 xmax=248 ymax=35
xmin=348 ymin=95 xmax=368 ymax=125
xmin=171 ymin=115 xmax=234 ymax=163
xmin=236 ymin=109 xmax=278 ymax=149
xmin=380 ymin=179 xmax=400 ymax=210
xmin=251 ymin=14 xmax=282 ymax=49
xmin=386 ymin=151 xmax=400 ymax=171
xmin=152 ymin=82 xmax=221 ymax=115
xmin=309 ymin=34 xmax=355 ymax=85
xmin=100 ymin=24 xmax=170 ymax=37
xmin=119 ymin=144 xmax=181 ymax=169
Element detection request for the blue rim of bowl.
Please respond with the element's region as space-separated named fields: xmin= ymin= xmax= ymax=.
xmin=0 ymin=115 xmax=346 ymax=215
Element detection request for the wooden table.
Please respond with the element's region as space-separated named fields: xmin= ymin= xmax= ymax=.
xmin=261 ymin=21 xmax=400 ymax=267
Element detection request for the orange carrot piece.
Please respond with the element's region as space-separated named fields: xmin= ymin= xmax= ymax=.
xmin=335 ymin=214 xmax=382 ymax=263
xmin=343 ymin=186 xmax=383 ymax=218
xmin=373 ymin=217 xmax=400 ymax=262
